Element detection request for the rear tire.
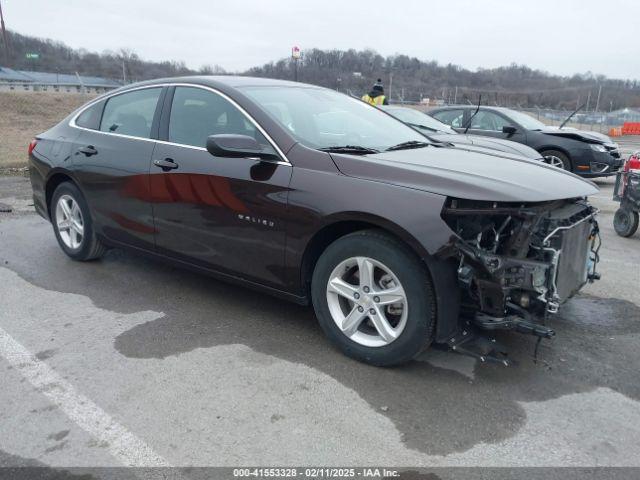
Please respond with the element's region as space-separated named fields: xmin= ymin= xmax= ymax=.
xmin=613 ymin=208 xmax=639 ymax=237
xmin=542 ymin=149 xmax=572 ymax=171
xmin=51 ymin=182 xmax=107 ymax=261
xmin=311 ymin=230 xmax=436 ymax=366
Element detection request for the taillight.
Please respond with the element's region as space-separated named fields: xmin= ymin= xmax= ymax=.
xmin=625 ymin=153 xmax=640 ymax=173
xmin=28 ymin=139 xmax=38 ymax=156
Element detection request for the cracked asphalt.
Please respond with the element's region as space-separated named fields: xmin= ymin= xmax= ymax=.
xmin=0 ymin=162 xmax=639 ymax=473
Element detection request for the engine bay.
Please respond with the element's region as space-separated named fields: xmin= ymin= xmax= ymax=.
xmin=440 ymin=196 xmax=601 ymax=348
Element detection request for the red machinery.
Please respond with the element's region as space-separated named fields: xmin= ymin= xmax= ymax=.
xmin=613 ymin=152 xmax=640 ymax=237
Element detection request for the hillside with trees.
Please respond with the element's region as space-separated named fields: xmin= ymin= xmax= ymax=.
xmin=2 ymin=30 xmax=639 ymax=109
xmin=247 ymin=48 xmax=640 ymax=110
xmin=2 ymin=30 xmax=224 ymax=82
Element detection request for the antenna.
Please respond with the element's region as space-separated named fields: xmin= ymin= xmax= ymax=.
xmin=463 ymin=94 xmax=482 ymax=134
xmin=559 ymin=103 xmax=585 ymax=129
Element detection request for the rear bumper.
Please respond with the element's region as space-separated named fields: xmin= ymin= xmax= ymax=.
xmin=28 ymin=152 xmax=51 ymax=221
xmin=33 ymin=194 xmax=49 ymax=221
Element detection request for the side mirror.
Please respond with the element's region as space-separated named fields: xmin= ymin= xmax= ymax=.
xmin=206 ymin=134 xmax=265 ymax=158
xmin=502 ymin=125 xmax=518 ymax=135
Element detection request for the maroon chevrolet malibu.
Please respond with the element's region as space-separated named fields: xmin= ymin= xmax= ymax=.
xmin=28 ymin=76 xmax=601 ymax=366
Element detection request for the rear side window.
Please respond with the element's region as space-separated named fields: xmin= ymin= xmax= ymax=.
xmin=100 ymin=88 xmax=161 ymax=138
xmin=168 ymin=86 xmax=276 ymax=155
xmin=432 ymin=109 xmax=465 ymax=128
xmin=75 ymin=101 xmax=104 ymax=130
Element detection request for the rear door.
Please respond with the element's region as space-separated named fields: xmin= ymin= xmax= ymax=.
xmin=150 ymin=85 xmax=292 ymax=289
xmin=71 ymin=86 xmax=165 ymax=250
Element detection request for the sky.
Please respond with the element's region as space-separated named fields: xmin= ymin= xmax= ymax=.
xmin=3 ymin=0 xmax=639 ymax=79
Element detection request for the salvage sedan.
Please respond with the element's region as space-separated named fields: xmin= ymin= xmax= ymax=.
xmin=29 ymin=76 xmax=601 ymax=366
xmin=380 ymin=105 xmax=544 ymax=160
xmin=429 ymin=105 xmax=623 ymax=177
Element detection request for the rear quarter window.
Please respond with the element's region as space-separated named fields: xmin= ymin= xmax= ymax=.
xmin=99 ymin=88 xmax=162 ymax=138
xmin=75 ymin=101 xmax=105 ymax=130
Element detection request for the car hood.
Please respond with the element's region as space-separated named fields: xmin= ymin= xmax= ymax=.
xmin=538 ymin=126 xmax=614 ymax=145
xmin=430 ymin=133 xmax=543 ymax=159
xmin=331 ymin=146 xmax=598 ymax=202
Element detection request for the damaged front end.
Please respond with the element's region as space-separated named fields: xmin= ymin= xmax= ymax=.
xmin=439 ymin=197 xmax=601 ymax=363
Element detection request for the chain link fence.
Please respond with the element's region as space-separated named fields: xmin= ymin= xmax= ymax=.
xmin=518 ymin=107 xmax=640 ymax=133
xmin=391 ymin=101 xmax=639 ymax=134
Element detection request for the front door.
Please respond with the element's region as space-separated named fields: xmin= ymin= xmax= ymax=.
xmin=150 ymin=86 xmax=292 ymax=289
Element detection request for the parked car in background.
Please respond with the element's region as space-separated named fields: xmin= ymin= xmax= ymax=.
xmin=29 ymin=77 xmax=601 ymax=366
xmin=380 ymin=105 xmax=543 ymax=160
xmin=428 ymin=106 xmax=623 ymax=177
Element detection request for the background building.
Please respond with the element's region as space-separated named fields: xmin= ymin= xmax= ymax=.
xmin=0 ymin=67 xmax=120 ymax=93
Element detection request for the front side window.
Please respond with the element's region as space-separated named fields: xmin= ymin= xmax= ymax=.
xmin=469 ymin=111 xmax=512 ymax=131
xmin=168 ymin=87 xmax=276 ymax=155
xmin=99 ymin=88 xmax=161 ymax=138
xmin=503 ymin=109 xmax=546 ymax=130
xmin=432 ymin=109 xmax=465 ymax=128
xmin=241 ymin=86 xmax=427 ymax=152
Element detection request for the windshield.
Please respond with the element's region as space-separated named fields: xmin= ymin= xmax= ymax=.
xmin=504 ymin=109 xmax=547 ymax=130
xmin=383 ymin=107 xmax=457 ymax=134
xmin=241 ymin=86 xmax=428 ymax=152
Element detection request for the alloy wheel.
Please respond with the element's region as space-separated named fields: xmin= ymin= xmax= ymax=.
xmin=326 ymin=256 xmax=408 ymax=347
xmin=545 ymin=155 xmax=565 ymax=169
xmin=55 ymin=194 xmax=85 ymax=249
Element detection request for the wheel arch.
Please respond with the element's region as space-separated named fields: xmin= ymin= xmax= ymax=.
xmin=538 ymin=145 xmax=572 ymax=160
xmin=300 ymin=213 xmax=429 ymax=290
xmin=299 ymin=213 xmax=461 ymax=343
xmin=44 ymin=169 xmax=90 ymax=220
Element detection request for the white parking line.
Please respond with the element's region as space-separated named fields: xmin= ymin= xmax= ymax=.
xmin=0 ymin=325 xmax=171 ymax=467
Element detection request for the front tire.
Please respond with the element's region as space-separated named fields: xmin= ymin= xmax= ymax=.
xmin=51 ymin=182 xmax=106 ymax=261
xmin=311 ymin=230 xmax=436 ymax=366
xmin=613 ymin=208 xmax=639 ymax=237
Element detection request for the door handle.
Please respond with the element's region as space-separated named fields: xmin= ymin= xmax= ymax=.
xmin=76 ymin=145 xmax=98 ymax=156
xmin=153 ymin=158 xmax=179 ymax=171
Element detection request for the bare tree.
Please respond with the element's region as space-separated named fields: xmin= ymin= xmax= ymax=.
xmin=199 ymin=64 xmax=226 ymax=75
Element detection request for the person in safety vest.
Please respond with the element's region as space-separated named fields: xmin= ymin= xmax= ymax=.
xmin=361 ymin=79 xmax=389 ymax=106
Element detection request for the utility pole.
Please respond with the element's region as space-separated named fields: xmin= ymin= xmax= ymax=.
xmin=453 ymin=86 xmax=458 ymax=104
xmin=0 ymin=0 xmax=10 ymax=67
xmin=291 ymin=46 xmax=301 ymax=82
xmin=75 ymin=72 xmax=85 ymax=94
xmin=594 ymin=84 xmax=602 ymax=114
xmin=388 ymin=72 xmax=393 ymax=102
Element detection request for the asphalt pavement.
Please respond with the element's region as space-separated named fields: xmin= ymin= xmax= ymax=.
xmin=0 ymin=168 xmax=639 ymax=474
